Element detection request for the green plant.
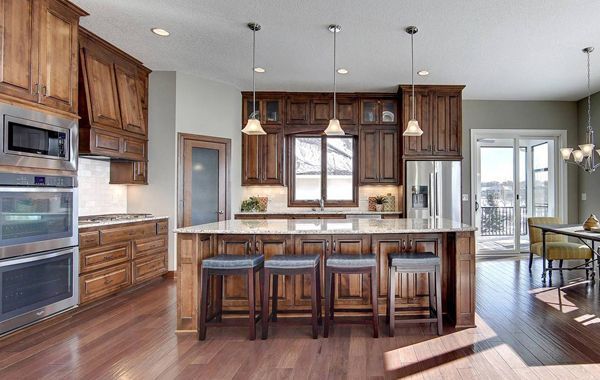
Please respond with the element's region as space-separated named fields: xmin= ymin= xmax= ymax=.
xmin=241 ymin=197 xmax=261 ymax=212
xmin=374 ymin=195 xmax=386 ymax=205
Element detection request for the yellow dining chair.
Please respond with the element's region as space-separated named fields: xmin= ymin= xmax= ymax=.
xmin=527 ymin=217 xmax=593 ymax=275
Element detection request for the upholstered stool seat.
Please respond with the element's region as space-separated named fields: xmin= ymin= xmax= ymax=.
xmin=324 ymin=253 xmax=379 ymax=338
xmin=262 ymin=255 xmax=322 ymax=339
xmin=387 ymin=252 xmax=443 ymax=336
xmin=202 ymin=254 xmax=264 ymax=269
xmin=265 ymin=254 xmax=319 ymax=269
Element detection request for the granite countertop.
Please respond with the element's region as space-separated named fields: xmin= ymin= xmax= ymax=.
xmin=174 ymin=217 xmax=476 ymax=235
xmin=78 ymin=215 xmax=169 ymax=229
xmin=236 ymin=210 xmax=403 ymax=215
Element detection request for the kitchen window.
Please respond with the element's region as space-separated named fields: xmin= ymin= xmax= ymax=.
xmin=289 ymin=135 xmax=357 ymax=207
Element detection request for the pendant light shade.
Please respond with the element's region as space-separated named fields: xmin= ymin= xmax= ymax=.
xmin=242 ymin=22 xmax=266 ymax=136
xmin=325 ymin=24 xmax=344 ymax=136
xmin=403 ymin=26 xmax=424 ymax=137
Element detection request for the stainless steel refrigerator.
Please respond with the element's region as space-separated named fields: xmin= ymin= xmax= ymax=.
xmin=405 ymin=161 xmax=462 ymax=221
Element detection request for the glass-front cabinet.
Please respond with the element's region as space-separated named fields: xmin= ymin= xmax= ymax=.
xmin=242 ymin=95 xmax=284 ymax=126
xmin=360 ymin=98 xmax=398 ymax=125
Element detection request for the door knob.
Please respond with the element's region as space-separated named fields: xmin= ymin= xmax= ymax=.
xmin=217 ymin=211 xmax=224 ymax=215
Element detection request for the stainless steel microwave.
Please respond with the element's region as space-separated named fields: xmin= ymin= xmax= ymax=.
xmin=0 ymin=104 xmax=78 ymax=171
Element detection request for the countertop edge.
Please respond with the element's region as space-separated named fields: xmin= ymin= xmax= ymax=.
xmin=78 ymin=216 xmax=169 ymax=230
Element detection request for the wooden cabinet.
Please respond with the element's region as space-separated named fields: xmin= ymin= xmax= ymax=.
xmin=286 ymin=97 xmax=310 ymax=125
xmin=359 ymin=127 xmax=399 ymax=184
xmin=115 ymin=64 xmax=145 ymax=135
xmin=110 ymin=160 xmax=147 ymax=185
xmin=243 ymin=95 xmax=284 ymax=126
xmin=331 ymin=235 xmax=372 ymax=307
xmin=242 ymin=127 xmax=284 ymax=185
xmin=310 ymin=98 xmax=331 ymax=125
xmin=217 ymin=235 xmax=255 ymax=308
xmin=258 ymin=235 xmax=294 ymax=308
xmin=0 ymin=0 xmax=86 ymax=115
xmin=402 ymin=85 xmax=464 ymax=158
xmin=294 ymin=235 xmax=330 ymax=306
xmin=78 ymin=218 xmax=169 ymax=305
xmin=360 ymin=98 xmax=398 ymax=125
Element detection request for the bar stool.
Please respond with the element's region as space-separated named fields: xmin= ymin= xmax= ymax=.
xmin=324 ymin=254 xmax=379 ymax=338
xmin=387 ymin=252 xmax=442 ymax=336
xmin=261 ymin=254 xmax=321 ymax=339
xmin=198 ymin=254 xmax=264 ymax=341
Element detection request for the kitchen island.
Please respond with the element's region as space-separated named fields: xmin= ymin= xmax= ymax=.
xmin=175 ymin=218 xmax=476 ymax=333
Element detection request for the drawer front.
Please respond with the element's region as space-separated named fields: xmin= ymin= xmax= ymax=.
xmin=79 ymin=263 xmax=131 ymax=304
xmin=132 ymin=253 xmax=167 ymax=284
xmin=79 ymin=231 xmax=100 ymax=250
xmin=91 ymin=129 xmax=121 ymax=156
xmin=121 ymin=137 xmax=146 ymax=160
xmin=81 ymin=243 xmax=131 ymax=273
xmin=100 ymin=223 xmax=156 ymax=245
xmin=133 ymin=235 xmax=167 ymax=259
xmin=157 ymin=220 xmax=168 ymax=235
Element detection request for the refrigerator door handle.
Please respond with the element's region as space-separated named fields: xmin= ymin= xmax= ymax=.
xmin=429 ymin=173 xmax=434 ymax=217
xmin=435 ymin=173 xmax=439 ymax=217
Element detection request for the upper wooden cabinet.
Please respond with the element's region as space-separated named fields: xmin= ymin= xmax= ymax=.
xmin=242 ymin=126 xmax=284 ymax=185
xmin=401 ymin=85 xmax=464 ymax=159
xmin=242 ymin=93 xmax=284 ymax=126
xmin=0 ymin=0 xmax=87 ymax=116
xmin=285 ymin=94 xmax=358 ymax=128
xmin=115 ymin=64 xmax=146 ymax=135
xmin=360 ymin=97 xmax=398 ymax=125
xmin=359 ymin=127 xmax=399 ymax=185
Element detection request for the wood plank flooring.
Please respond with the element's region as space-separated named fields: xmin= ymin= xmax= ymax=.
xmin=0 ymin=257 xmax=599 ymax=379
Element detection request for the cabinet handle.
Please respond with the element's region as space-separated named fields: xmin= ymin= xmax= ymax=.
xmin=326 ymin=241 xmax=329 ymax=251
xmin=402 ymin=240 xmax=406 ymax=251
xmin=104 ymin=278 xmax=113 ymax=285
xmin=255 ymin=240 xmax=261 ymax=253
xmin=333 ymin=241 xmax=337 ymax=253
xmin=408 ymin=240 xmax=413 ymax=251
xmin=104 ymin=255 xmax=113 ymax=261
xmin=41 ymin=85 xmax=47 ymax=97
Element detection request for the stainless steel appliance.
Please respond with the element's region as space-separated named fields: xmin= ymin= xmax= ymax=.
xmin=405 ymin=161 xmax=462 ymax=221
xmin=0 ymin=103 xmax=78 ymax=171
xmin=0 ymin=172 xmax=78 ymax=335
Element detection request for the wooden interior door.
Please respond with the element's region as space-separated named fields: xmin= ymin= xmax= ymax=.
xmin=0 ymin=0 xmax=39 ymax=102
xmin=115 ymin=65 xmax=146 ymax=136
xmin=38 ymin=0 xmax=79 ymax=113
xmin=179 ymin=134 xmax=230 ymax=228
xmin=331 ymin=235 xmax=372 ymax=306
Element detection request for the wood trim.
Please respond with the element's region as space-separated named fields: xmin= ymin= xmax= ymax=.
xmin=177 ymin=133 xmax=231 ymax=228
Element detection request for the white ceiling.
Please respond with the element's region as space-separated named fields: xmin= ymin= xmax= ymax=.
xmin=73 ymin=0 xmax=600 ymax=101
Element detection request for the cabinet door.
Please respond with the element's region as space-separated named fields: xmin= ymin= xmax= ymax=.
xmin=243 ymin=97 xmax=261 ymax=124
xmin=402 ymin=88 xmax=433 ymax=157
xmin=360 ymin=99 xmax=379 ymax=124
xmin=293 ymin=235 xmax=330 ymax=306
xmin=0 ymin=0 xmax=39 ymax=102
xmin=286 ymin=98 xmax=310 ymax=125
xmin=242 ymin=133 xmax=261 ymax=185
xmin=379 ymin=129 xmax=399 ymax=183
xmin=261 ymin=98 xmax=283 ymax=125
xmin=132 ymin=161 xmax=147 ymax=184
xmin=121 ymin=136 xmax=146 ymax=161
xmin=310 ymin=99 xmax=331 ymax=125
xmin=262 ymin=128 xmax=284 ymax=185
xmin=372 ymin=235 xmax=406 ymax=300
xmin=336 ymin=98 xmax=358 ymax=125
xmin=331 ymin=235 xmax=372 ymax=306
xmin=359 ymin=129 xmax=379 ymax=184
xmin=38 ymin=0 xmax=79 ymax=113
xmin=380 ymin=99 xmax=398 ymax=125
xmin=407 ymin=233 xmax=444 ymax=301
xmin=217 ymin=235 xmax=255 ymax=307
xmin=432 ymin=91 xmax=461 ymax=157
xmin=257 ymin=235 xmax=294 ymax=308
xmin=81 ymin=47 xmax=122 ymax=129
xmin=115 ymin=65 xmax=146 ymax=136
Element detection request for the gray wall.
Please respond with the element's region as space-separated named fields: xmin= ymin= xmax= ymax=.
xmin=461 ymin=100 xmax=580 ymax=225
xmin=577 ymin=91 xmax=600 ymax=220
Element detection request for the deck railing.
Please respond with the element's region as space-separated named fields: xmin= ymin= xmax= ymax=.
xmin=480 ymin=206 xmax=548 ymax=236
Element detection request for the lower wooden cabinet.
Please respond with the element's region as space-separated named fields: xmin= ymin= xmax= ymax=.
xmin=78 ymin=218 xmax=168 ymax=305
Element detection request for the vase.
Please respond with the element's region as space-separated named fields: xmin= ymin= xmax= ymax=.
xmin=375 ymin=204 xmax=384 ymax=212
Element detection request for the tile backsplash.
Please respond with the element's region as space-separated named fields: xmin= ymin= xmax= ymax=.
xmin=241 ymin=185 xmax=403 ymax=212
xmin=78 ymin=158 xmax=127 ymax=216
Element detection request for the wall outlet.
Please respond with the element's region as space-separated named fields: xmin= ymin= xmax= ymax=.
xmin=462 ymin=194 xmax=469 ymax=202
xmin=582 ymin=193 xmax=587 ymax=201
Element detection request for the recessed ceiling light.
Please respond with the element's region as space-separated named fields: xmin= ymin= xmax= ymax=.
xmin=417 ymin=70 xmax=429 ymax=76
xmin=337 ymin=68 xmax=349 ymax=74
xmin=151 ymin=28 xmax=170 ymax=37
xmin=254 ymin=67 xmax=265 ymax=73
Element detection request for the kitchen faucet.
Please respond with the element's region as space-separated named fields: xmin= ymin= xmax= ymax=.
xmin=319 ymin=198 xmax=325 ymax=211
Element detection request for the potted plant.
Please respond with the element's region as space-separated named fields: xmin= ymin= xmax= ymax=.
xmin=241 ymin=197 xmax=261 ymax=212
xmin=374 ymin=195 xmax=386 ymax=212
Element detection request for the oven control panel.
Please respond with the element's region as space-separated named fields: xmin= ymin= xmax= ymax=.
xmin=0 ymin=173 xmax=75 ymax=187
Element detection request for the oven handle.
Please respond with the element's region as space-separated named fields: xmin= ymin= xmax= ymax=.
xmin=0 ymin=247 xmax=76 ymax=267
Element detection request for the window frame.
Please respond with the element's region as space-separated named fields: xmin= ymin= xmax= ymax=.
xmin=287 ymin=134 xmax=358 ymax=207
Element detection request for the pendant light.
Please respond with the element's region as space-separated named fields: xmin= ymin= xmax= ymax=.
xmin=560 ymin=47 xmax=599 ymax=173
xmin=403 ymin=26 xmax=424 ymax=137
xmin=324 ymin=24 xmax=344 ymax=136
xmin=242 ymin=22 xmax=266 ymax=135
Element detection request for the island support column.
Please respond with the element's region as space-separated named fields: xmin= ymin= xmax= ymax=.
xmin=451 ymin=231 xmax=476 ymax=328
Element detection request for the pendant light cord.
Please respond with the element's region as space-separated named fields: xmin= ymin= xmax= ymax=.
xmin=252 ymin=26 xmax=257 ymax=118
xmin=411 ymin=31 xmax=415 ymax=120
xmin=587 ymin=49 xmax=592 ymax=133
xmin=333 ymin=27 xmax=337 ymax=120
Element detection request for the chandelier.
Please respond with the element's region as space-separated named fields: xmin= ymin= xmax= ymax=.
xmin=560 ymin=47 xmax=598 ymax=173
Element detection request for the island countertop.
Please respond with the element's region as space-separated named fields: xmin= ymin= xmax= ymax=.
xmin=174 ymin=217 xmax=476 ymax=235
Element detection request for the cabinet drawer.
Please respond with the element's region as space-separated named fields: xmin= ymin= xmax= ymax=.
xmin=133 ymin=235 xmax=167 ymax=259
xmin=79 ymin=262 xmax=131 ymax=304
xmin=91 ymin=128 xmax=121 ymax=156
xmin=81 ymin=243 xmax=130 ymax=273
xmin=121 ymin=137 xmax=146 ymax=160
xmin=157 ymin=220 xmax=168 ymax=235
xmin=100 ymin=223 xmax=156 ymax=245
xmin=79 ymin=231 xmax=100 ymax=250
xmin=132 ymin=253 xmax=167 ymax=284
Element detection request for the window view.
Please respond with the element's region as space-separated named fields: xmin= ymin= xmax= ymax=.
xmin=292 ymin=136 xmax=355 ymax=205
xmin=532 ymin=142 xmax=550 ymax=217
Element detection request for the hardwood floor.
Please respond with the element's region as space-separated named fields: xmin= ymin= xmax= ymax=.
xmin=1 ymin=257 xmax=599 ymax=379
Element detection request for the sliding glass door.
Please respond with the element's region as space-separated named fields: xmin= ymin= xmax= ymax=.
xmin=473 ymin=133 xmax=561 ymax=254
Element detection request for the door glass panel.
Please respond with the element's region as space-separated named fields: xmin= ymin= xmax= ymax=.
xmin=0 ymin=191 xmax=73 ymax=248
xmin=265 ymin=100 xmax=279 ymax=123
xmin=294 ymin=137 xmax=321 ymax=201
xmin=191 ymin=148 xmax=219 ymax=225
xmin=381 ymin=100 xmax=396 ymax=123
xmin=326 ymin=138 xmax=354 ymax=201
xmin=361 ymin=100 xmax=378 ymax=123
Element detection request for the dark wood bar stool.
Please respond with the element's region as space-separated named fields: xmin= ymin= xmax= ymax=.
xmin=198 ymin=254 xmax=264 ymax=341
xmin=261 ymin=254 xmax=322 ymax=339
xmin=387 ymin=252 xmax=442 ymax=336
xmin=324 ymin=254 xmax=379 ymax=338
